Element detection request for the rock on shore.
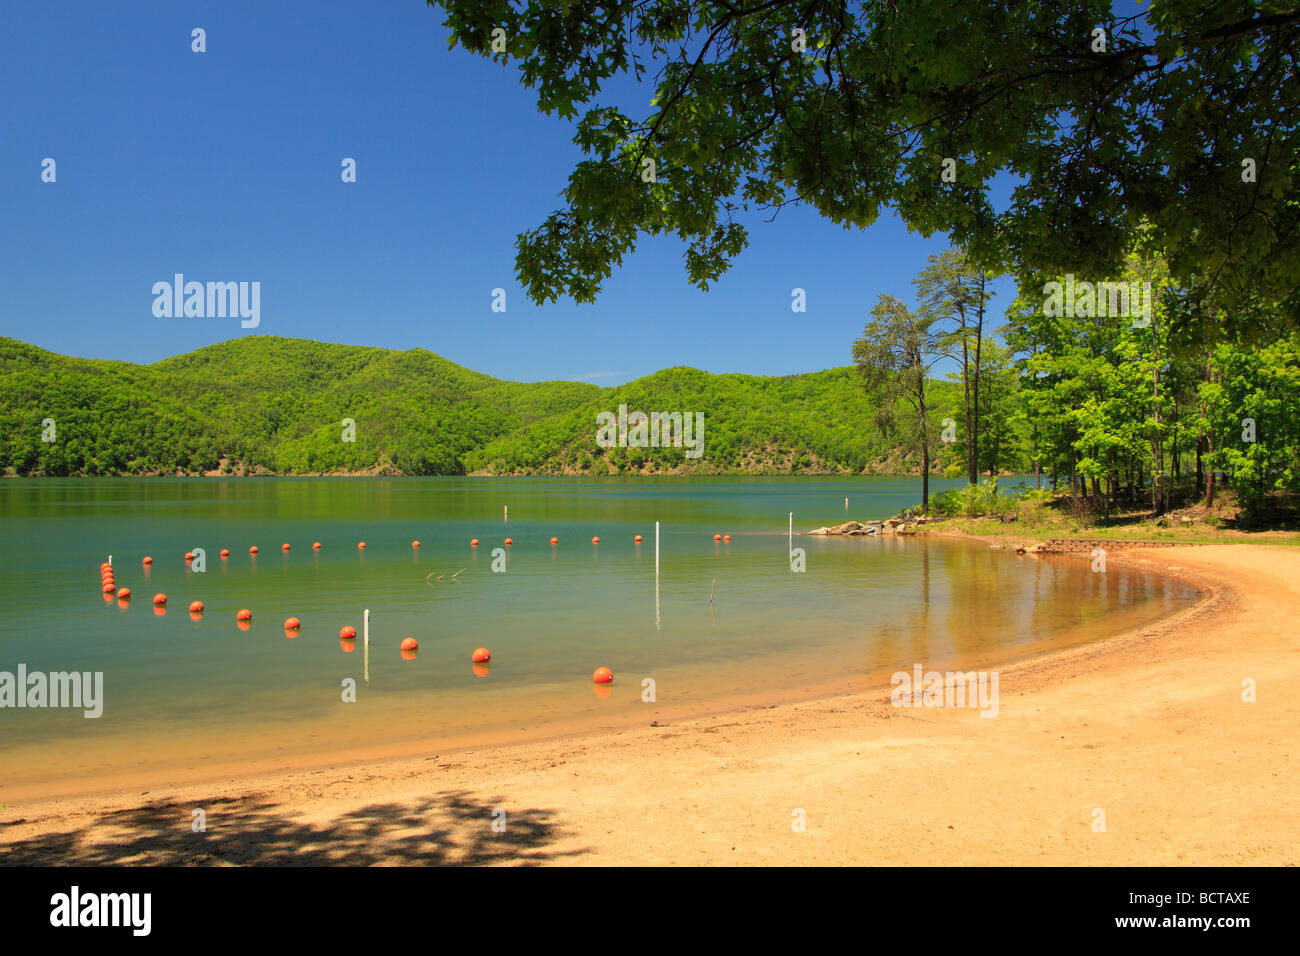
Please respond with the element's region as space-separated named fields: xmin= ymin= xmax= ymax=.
xmin=807 ymin=517 xmax=931 ymax=536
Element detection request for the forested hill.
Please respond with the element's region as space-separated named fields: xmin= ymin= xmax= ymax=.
xmin=0 ymin=335 xmax=964 ymax=477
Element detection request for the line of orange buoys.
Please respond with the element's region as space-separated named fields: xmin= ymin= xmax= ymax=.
xmin=465 ymin=532 xmax=732 ymax=547
xmin=102 ymin=536 xmax=647 ymax=681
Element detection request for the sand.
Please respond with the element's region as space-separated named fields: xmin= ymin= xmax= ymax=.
xmin=1 ymin=543 xmax=1296 ymax=866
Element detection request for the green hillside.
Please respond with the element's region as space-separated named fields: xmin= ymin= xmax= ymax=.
xmin=0 ymin=335 xmax=969 ymax=477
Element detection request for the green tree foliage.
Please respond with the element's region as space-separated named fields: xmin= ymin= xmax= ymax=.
xmin=429 ymin=0 xmax=1300 ymax=342
xmin=914 ymin=249 xmax=995 ymax=483
xmin=1198 ymin=337 xmax=1300 ymax=508
xmin=1005 ymin=248 xmax=1299 ymax=513
xmin=852 ymin=296 xmax=947 ymax=508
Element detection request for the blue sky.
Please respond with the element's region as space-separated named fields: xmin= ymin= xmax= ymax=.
xmin=2 ymin=0 xmax=1018 ymax=384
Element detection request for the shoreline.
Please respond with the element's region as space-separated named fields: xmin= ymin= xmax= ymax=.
xmin=2 ymin=540 xmax=1295 ymax=865
xmin=0 ymin=545 xmax=1197 ymax=807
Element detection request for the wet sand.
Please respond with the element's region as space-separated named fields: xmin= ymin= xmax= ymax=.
xmin=1 ymin=543 xmax=1295 ymax=865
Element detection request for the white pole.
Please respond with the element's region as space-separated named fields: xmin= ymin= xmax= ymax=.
xmin=363 ymin=608 xmax=370 ymax=684
xmin=845 ymin=497 xmax=848 ymax=509
xmin=655 ymin=521 xmax=660 ymax=631
xmin=107 ymin=554 xmax=112 ymax=566
xmin=789 ymin=512 xmax=793 ymax=553
xmin=504 ymin=505 xmax=508 ymax=521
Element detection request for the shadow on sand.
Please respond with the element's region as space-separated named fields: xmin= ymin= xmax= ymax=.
xmin=0 ymin=790 xmax=590 ymax=866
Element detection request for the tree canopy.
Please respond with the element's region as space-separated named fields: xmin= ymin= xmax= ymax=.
xmin=429 ymin=0 xmax=1299 ymax=343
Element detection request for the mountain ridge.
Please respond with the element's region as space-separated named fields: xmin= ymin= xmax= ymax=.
xmin=0 ymin=334 xmax=961 ymax=477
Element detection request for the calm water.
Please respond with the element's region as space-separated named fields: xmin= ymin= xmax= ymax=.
xmin=0 ymin=477 xmax=1199 ymax=800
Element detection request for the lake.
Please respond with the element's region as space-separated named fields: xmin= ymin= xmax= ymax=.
xmin=0 ymin=476 xmax=1199 ymax=801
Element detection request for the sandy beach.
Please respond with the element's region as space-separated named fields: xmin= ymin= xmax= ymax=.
xmin=2 ymin=542 xmax=1296 ymax=866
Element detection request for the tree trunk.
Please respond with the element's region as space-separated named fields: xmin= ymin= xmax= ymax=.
xmin=1195 ymin=432 xmax=1205 ymax=496
xmin=1033 ymin=418 xmax=1041 ymax=488
xmin=960 ymin=311 xmax=973 ymax=485
xmin=1152 ymin=364 xmax=1161 ymax=516
xmin=1204 ymin=356 xmax=1216 ymax=507
xmin=971 ymin=274 xmax=985 ymax=482
xmin=922 ymin=441 xmax=930 ymax=510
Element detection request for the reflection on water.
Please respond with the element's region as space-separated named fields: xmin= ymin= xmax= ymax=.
xmin=0 ymin=477 xmax=1199 ymax=799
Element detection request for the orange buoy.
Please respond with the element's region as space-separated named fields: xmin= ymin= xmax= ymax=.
xmin=281 ymin=543 xmax=291 ymax=551
xmin=593 ymin=666 xmax=613 ymax=684
xmin=470 ymin=538 xmax=479 ymax=547
xmin=284 ymin=617 xmax=301 ymax=630
xmin=116 ymin=587 xmax=130 ymax=599
xmin=357 ymin=541 xmax=366 ymax=550
xmin=153 ymin=593 xmax=167 ymax=606
xmin=723 ymin=534 xmax=731 ymax=542
xmin=713 ymin=534 xmax=721 ymax=541
xmin=100 ymin=562 xmax=112 ymax=571
xmin=550 ymin=537 xmax=558 ymax=545
xmin=504 ymin=537 xmax=513 ymax=546
xmin=185 ymin=552 xmax=195 ymax=561
xmin=219 ymin=549 xmax=230 ymax=557
xmin=400 ymin=637 xmax=418 ymax=651
xmin=635 ymin=534 xmax=642 ymax=543
xmin=472 ymin=647 xmax=491 ymax=663
xmin=236 ymin=608 xmax=252 ymax=621
xmin=592 ymin=536 xmax=600 ymax=544
xmin=312 ymin=542 xmax=321 ymax=550
xmin=142 ymin=556 xmax=153 ymax=565
xmin=340 ymin=625 xmax=357 ymax=640
xmin=249 ymin=546 xmax=259 ymax=554
xmin=412 ymin=540 xmax=420 ymax=548
xmin=189 ymin=600 xmax=204 ymax=613
xmin=101 ymin=582 xmax=116 ymax=593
